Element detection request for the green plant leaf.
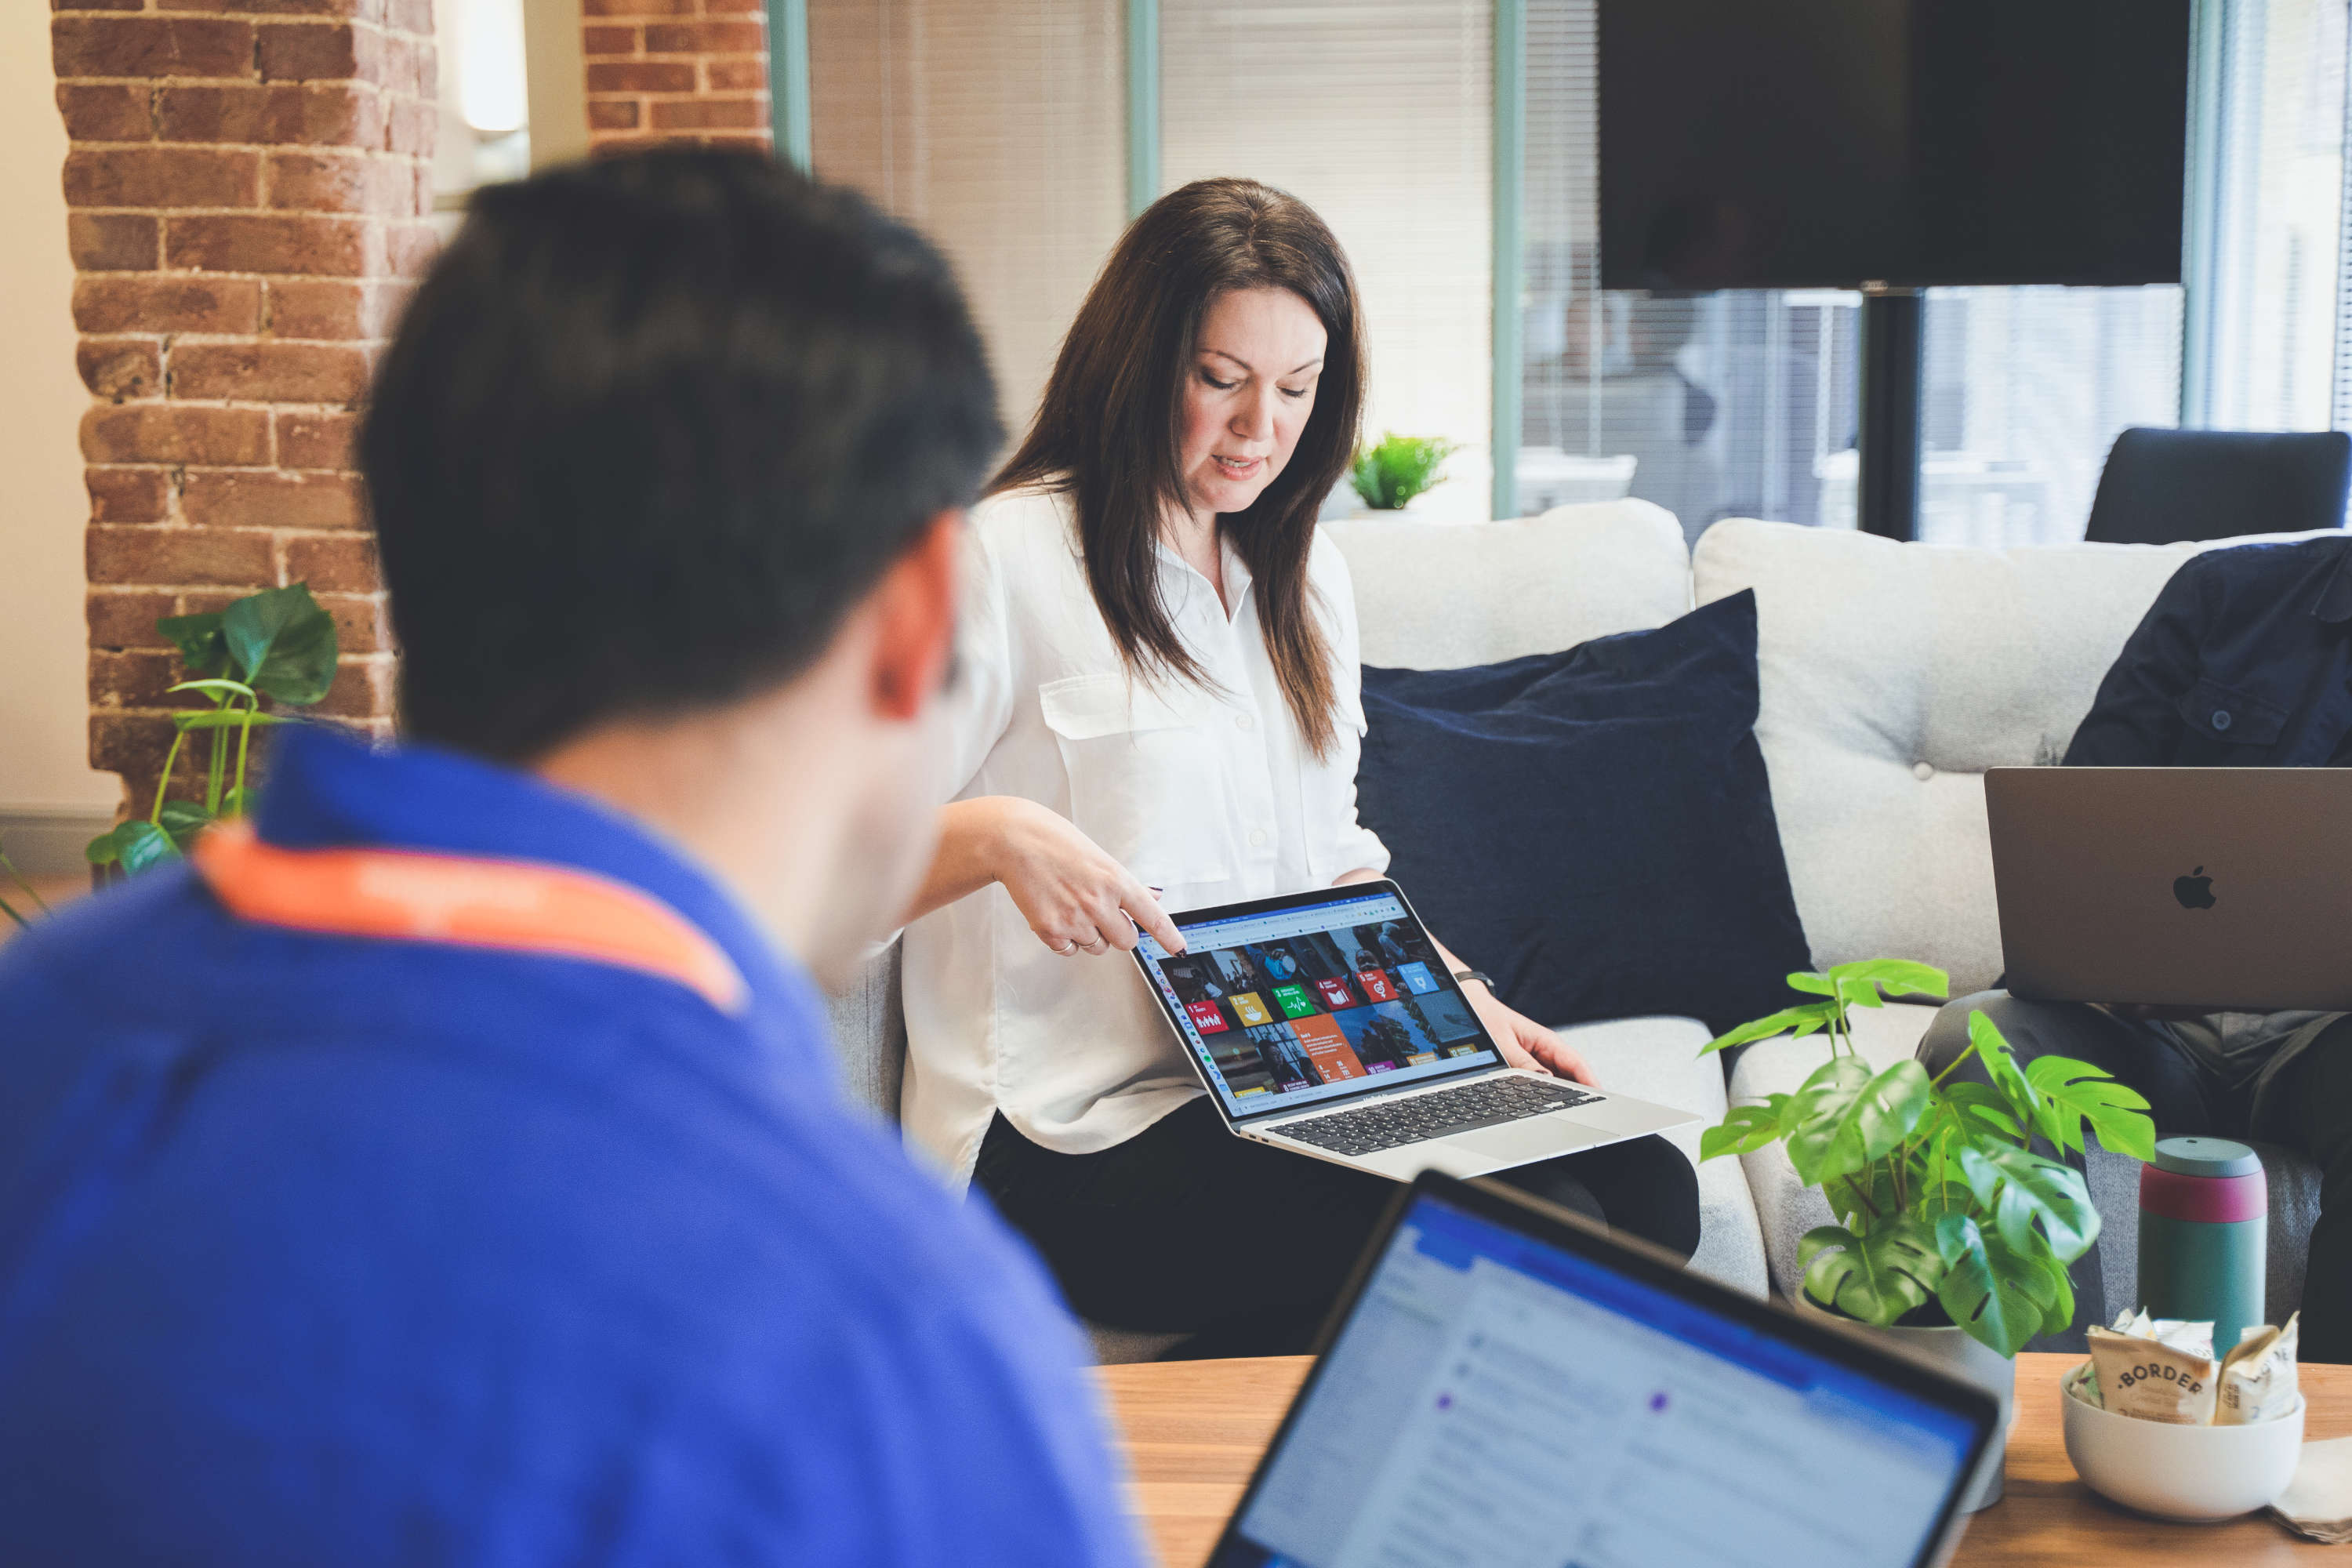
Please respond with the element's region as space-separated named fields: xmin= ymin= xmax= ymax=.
xmin=1934 ymin=1214 xmax=2058 ymax=1356
xmin=172 ymin=709 xmax=293 ymax=732
xmin=222 ymin=583 xmax=339 ymax=706
xmin=1825 ymin=957 xmax=1950 ymax=1001
xmin=85 ymin=830 xmax=119 ymax=866
xmin=1835 ymin=973 xmax=1888 ymax=1011
xmin=1784 ymin=1055 xmax=1932 ymax=1189
xmin=156 ymin=611 xmax=230 ymax=677
xmin=1915 ymin=1178 xmax=1977 ymax=1224
xmin=1800 ymin=1220 xmax=1942 ymax=1326
xmin=1348 ymin=433 xmax=1460 ymax=510
xmin=96 ymin=819 xmax=181 ymax=876
xmin=2038 ymin=1248 xmax=2076 ymax=1335
xmin=1956 ymin=1140 xmax=2100 ymax=1263
xmin=1941 ymin=1080 xmax=2024 ymax=1142
xmin=156 ymin=799 xmax=213 ymax=851
xmin=1701 ymin=1098 xmax=1791 ymax=1162
xmin=2024 ymin=1054 xmax=2157 ymax=1161
xmin=1700 ymin=1002 xmax=1837 ymax=1056
xmin=167 ymin=677 xmax=257 ymax=707
xmin=1966 ymin=1010 xmax=2042 ymax=1129
xmin=1785 ymin=971 xmax=1834 ymax=996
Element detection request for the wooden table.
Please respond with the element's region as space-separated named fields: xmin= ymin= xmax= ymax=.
xmin=1098 ymin=1350 xmax=2352 ymax=1566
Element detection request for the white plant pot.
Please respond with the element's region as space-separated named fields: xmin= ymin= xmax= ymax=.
xmin=1792 ymin=1295 xmax=2016 ymax=1512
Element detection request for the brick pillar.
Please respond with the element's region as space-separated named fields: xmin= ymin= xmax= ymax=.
xmin=583 ymin=0 xmax=768 ymax=153
xmin=53 ymin=0 xmax=436 ymax=809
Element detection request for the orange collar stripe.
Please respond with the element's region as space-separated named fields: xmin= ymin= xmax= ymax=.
xmin=191 ymin=821 xmax=749 ymax=1014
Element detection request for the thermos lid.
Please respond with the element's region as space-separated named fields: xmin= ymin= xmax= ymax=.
xmin=2152 ymin=1136 xmax=2263 ymax=1178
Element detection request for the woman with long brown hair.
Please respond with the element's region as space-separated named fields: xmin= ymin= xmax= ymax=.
xmin=898 ymin=178 xmax=1697 ymax=1355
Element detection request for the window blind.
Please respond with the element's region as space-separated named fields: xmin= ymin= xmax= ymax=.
xmin=807 ymin=0 xmax=1125 ymax=448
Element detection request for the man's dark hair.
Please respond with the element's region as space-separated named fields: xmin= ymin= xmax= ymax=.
xmin=361 ymin=151 xmax=1000 ymax=760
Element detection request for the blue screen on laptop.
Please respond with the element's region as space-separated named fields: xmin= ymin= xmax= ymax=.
xmin=1212 ymin=1192 xmax=1978 ymax=1568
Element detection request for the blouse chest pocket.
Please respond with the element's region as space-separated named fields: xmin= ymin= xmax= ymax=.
xmin=1038 ymin=673 xmax=1233 ymax=889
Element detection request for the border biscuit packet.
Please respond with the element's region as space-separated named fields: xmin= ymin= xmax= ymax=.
xmin=2089 ymin=1318 xmax=2220 ymax=1424
xmin=2217 ymin=1312 xmax=2300 ymax=1426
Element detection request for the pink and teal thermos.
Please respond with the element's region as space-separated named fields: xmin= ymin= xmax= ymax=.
xmin=2138 ymin=1136 xmax=2267 ymax=1352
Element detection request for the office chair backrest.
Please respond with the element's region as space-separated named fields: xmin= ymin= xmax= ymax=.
xmin=2084 ymin=426 xmax=2352 ymax=545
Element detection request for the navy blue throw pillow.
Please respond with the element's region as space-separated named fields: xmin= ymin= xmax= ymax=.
xmin=1356 ymin=590 xmax=1807 ymax=1036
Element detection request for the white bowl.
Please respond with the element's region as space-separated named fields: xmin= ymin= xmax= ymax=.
xmin=2060 ymin=1368 xmax=2305 ymax=1521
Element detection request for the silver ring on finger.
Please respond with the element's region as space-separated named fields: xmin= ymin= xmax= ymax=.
xmin=1080 ymin=935 xmax=1109 ymax=955
xmin=1054 ymin=938 xmax=1079 ymax=956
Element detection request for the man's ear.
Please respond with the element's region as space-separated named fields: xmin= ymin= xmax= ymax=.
xmin=869 ymin=510 xmax=963 ymax=721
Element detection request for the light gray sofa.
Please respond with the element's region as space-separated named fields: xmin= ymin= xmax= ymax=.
xmin=824 ymin=500 xmax=2328 ymax=1355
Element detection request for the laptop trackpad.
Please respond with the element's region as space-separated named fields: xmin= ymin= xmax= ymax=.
xmin=1449 ymin=1115 xmax=1602 ymax=1164
xmin=1560 ymin=1094 xmax=1703 ymax=1138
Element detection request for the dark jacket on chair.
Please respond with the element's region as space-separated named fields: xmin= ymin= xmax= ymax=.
xmin=2069 ymin=535 xmax=2352 ymax=768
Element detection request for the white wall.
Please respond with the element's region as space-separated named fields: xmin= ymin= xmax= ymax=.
xmin=0 ymin=2 xmax=118 ymax=833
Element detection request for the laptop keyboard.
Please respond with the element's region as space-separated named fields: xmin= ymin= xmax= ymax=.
xmin=1272 ymin=1075 xmax=1599 ymax=1157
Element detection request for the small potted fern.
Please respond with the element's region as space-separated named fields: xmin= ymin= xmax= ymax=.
xmin=1701 ymin=958 xmax=2157 ymax=1508
xmin=1348 ymin=433 xmax=1459 ymax=513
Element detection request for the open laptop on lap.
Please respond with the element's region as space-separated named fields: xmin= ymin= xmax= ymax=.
xmin=1987 ymin=767 xmax=2352 ymax=1009
xmin=1133 ymin=880 xmax=1697 ymax=1181
xmin=1207 ymin=1172 xmax=2000 ymax=1568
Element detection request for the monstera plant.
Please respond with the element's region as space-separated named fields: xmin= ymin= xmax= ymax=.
xmin=85 ymin=583 xmax=339 ymax=878
xmin=1700 ymin=960 xmax=2158 ymax=1356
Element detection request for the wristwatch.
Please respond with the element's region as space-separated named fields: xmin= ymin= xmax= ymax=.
xmin=1452 ymin=968 xmax=1496 ymax=991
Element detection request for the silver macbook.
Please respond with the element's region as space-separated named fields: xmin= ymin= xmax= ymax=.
xmin=1987 ymin=765 xmax=2352 ymax=1010
xmin=1206 ymin=1172 xmax=1999 ymax=1568
xmin=1132 ymin=880 xmax=1697 ymax=1181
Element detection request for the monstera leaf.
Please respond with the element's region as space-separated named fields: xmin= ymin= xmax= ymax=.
xmin=1800 ymin=1220 xmax=1943 ymax=1326
xmin=1935 ymin=1214 xmax=2063 ymax=1357
xmin=1957 ymin=1140 xmax=2100 ymax=1264
xmin=1782 ymin=1055 xmax=1932 ymax=1190
xmin=2026 ymin=1054 xmax=2157 ymax=1161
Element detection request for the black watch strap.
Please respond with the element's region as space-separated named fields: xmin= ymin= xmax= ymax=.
xmin=1452 ymin=968 xmax=1496 ymax=990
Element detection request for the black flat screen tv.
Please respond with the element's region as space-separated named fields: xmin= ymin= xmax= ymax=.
xmin=1598 ymin=0 xmax=2190 ymax=292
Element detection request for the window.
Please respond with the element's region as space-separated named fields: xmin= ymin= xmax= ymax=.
xmin=1524 ymin=0 xmax=2350 ymax=545
xmin=1521 ymin=0 xmax=1861 ymax=539
xmin=1913 ymin=285 xmax=2185 ymax=546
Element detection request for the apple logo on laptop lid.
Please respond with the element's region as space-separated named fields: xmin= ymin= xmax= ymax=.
xmin=2173 ymin=866 xmax=2217 ymax=910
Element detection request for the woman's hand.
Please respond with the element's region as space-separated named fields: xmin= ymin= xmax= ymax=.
xmin=983 ymin=797 xmax=1185 ymax=958
xmin=1461 ymin=981 xmax=1595 ymax=1085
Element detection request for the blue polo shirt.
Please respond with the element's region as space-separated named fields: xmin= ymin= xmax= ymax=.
xmin=0 ymin=729 xmax=1139 ymax=1566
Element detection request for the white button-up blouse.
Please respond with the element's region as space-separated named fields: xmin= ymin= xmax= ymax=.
xmin=900 ymin=487 xmax=1392 ymax=1185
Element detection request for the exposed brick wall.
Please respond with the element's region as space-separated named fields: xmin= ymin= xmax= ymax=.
xmin=53 ymin=0 xmax=436 ymax=810
xmin=583 ymin=0 xmax=768 ymax=153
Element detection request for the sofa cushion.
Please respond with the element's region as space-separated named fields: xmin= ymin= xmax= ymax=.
xmin=1693 ymin=520 xmax=2211 ymax=994
xmin=1555 ymin=1014 xmax=1769 ymax=1298
xmin=825 ymin=941 xmax=906 ymax=1120
xmin=1356 ymin=591 xmax=1808 ymax=1036
xmin=1328 ymin=498 xmax=1690 ymax=670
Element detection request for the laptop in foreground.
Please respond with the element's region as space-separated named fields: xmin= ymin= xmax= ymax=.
xmin=1132 ymin=880 xmax=1697 ymax=1181
xmin=1208 ymin=1172 xmax=2000 ymax=1568
xmin=1987 ymin=766 xmax=2352 ymax=1010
